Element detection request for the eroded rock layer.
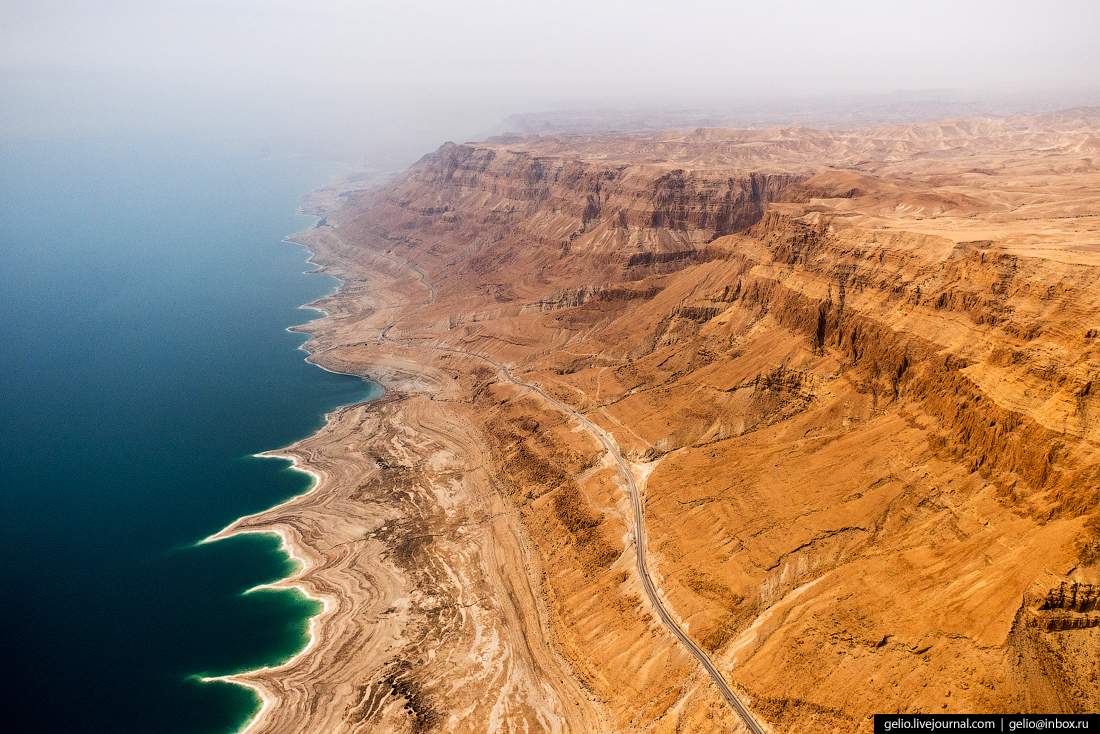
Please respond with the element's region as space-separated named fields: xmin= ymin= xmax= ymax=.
xmin=228 ymin=112 xmax=1100 ymax=733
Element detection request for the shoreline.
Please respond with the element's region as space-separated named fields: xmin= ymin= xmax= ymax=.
xmin=184 ymin=183 xmax=605 ymax=733
xmin=198 ymin=404 xmax=374 ymax=734
xmin=198 ymin=521 xmax=333 ymax=734
xmin=196 ymin=221 xmax=380 ymax=734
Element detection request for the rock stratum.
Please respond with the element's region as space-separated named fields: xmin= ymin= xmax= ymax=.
xmin=220 ymin=111 xmax=1100 ymax=733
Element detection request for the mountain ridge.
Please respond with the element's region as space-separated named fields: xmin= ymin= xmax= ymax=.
xmin=227 ymin=111 xmax=1100 ymax=732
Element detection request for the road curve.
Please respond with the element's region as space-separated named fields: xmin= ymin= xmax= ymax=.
xmin=495 ymin=370 xmax=769 ymax=734
xmin=353 ymin=244 xmax=768 ymax=732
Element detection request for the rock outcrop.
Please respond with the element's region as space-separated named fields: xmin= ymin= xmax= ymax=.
xmin=1030 ymin=582 xmax=1100 ymax=631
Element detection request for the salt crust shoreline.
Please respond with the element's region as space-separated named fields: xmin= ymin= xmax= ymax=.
xmin=189 ymin=198 xmax=603 ymax=734
xmin=196 ymin=227 xmax=374 ymax=734
xmin=198 ymin=450 xmax=338 ymax=733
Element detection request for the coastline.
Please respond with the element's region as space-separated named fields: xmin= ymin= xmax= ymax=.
xmin=199 ymin=521 xmax=333 ymax=734
xmin=194 ymin=204 xmax=378 ymax=732
xmin=189 ymin=185 xmax=605 ymax=734
xmin=197 ymin=225 xmax=375 ymax=733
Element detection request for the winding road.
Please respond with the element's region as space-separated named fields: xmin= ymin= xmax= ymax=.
xmin=365 ymin=246 xmax=768 ymax=733
xmin=498 ymin=369 xmax=768 ymax=734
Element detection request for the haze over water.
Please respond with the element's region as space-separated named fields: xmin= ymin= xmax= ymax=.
xmin=0 ymin=135 xmax=378 ymax=733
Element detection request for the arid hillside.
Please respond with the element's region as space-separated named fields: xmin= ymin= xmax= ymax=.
xmin=257 ymin=111 xmax=1100 ymax=734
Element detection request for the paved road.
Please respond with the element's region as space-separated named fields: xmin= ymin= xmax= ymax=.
xmin=361 ymin=245 xmax=767 ymax=732
xmin=496 ymin=373 xmax=769 ymax=734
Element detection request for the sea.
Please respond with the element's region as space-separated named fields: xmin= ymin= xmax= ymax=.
xmin=0 ymin=135 xmax=380 ymax=733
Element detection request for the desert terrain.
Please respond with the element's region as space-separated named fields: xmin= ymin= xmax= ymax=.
xmin=217 ymin=111 xmax=1100 ymax=733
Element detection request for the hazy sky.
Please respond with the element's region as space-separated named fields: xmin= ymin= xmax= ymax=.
xmin=2 ymin=0 xmax=1098 ymax=153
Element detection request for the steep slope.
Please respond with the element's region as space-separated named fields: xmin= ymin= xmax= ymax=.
xmin=237 ymin=112 xmax=1100 ymax=733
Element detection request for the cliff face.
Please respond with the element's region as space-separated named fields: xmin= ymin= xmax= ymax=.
xmin=739 ymin=207 xmax=1100 ymax=517
xmin=314 ymin=116 xmax=1100 ymax=733
xmin=337 ymin=142 xmax=802 ymax=301
xmin=407 ymin=142 xmax=799 ymax=234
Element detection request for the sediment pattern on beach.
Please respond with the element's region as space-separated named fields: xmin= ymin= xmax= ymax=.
xmin=212 ymin=395 xmax=600 ymax=733
xmin=210 ymin=236 xmax=604 ymax=733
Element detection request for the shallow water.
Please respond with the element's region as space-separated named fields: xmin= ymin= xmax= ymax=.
xmin=0 ymin=135 xmax=378 ymax=733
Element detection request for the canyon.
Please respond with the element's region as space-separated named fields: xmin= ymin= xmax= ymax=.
xmin=220 ymin=111 xmax=1100 ymax=733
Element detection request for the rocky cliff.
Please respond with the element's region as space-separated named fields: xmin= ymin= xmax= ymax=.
xmin=296 ymin=113 xmax=1100 ymax=733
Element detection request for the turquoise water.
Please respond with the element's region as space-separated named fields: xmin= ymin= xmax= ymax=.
xmin=0 ymin=136 xmax=380 ymax=732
